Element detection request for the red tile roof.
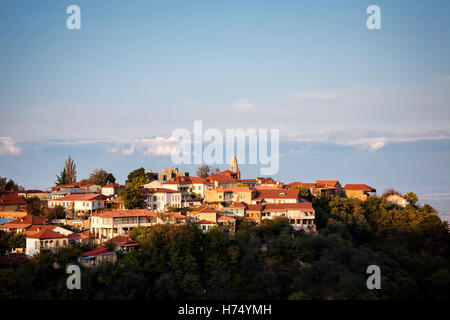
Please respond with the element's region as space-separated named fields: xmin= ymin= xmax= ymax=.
xmin=253 ymin=189 xmax=300 ymax=201
xmin=205 ymin=175 xmax=237 ymax=183
xmin=192 ymin=219 xmax=217 ymax=225
xmin=51 ymin=193 xmax=107 ymax=202
xmin=27 ymin=228 xmax=67 ymax=240
xmin=316 ymin=180 xmax=341 ymax=188
xmin=164 ymin=176 xmax=209 ymax=185
xmin=81 ymin=247 xmax=113 ymax=257
xmin=227 ymin=202 xmax=247 ymax=209
xmin=0 ymin=192 xmax=27 ymax=206
xmin=191 ymin=205 xmax=217 ymax=214
xmin=0 ymin=215 xmax=49 ymax=230
xmin=344 ymin=184 xmax=376 ymax=192
xmin=92 ymin=209 xmax=158 ymax=218
xmin=102 ymin=183 xmax=126 ymax=188
xmin=218 ymin=215 xmax=236 ymax=222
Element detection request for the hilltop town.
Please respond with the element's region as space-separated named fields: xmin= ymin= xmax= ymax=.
xmin=0 ymin=155 xmax=416 ymax=267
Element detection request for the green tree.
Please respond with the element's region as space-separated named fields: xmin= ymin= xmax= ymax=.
xmin=8 ymin=233 xmax=25 ymax=248
xmin=120 ymin=177 xmax=146 ymax=209
xmin=87 ymin=168 xmax=116 ymax=186
xmin=404 ymin=192 xmax=419 ymax=206
xmin=0 ymin=177 xmax=19 ymax=191
xmin=126 ymin=167 xmax=152 ymax=184
xmin=26 ymin=196 xmax=43 ymax=216
xmin=55 ymin=156 xmax=77 ymax=185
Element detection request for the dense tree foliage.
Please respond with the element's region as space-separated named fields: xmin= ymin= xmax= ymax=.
xmin=0 ymin=177 xmax=20 ymax=191
xmin=87 ymin=169 xmax=116 ymax=186
xmin=0 ymin=196 xmax=449 ymax=300
xmin=120 ymin=177 xmax=147 ymax=209
xmin=196 ymin=165 xmax=219 ymax=178
xmin=126 ymin=167 xmax=152 ymax=184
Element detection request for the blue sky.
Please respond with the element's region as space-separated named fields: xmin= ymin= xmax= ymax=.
xmin=1 ymin=1 xmax=450 ymax=219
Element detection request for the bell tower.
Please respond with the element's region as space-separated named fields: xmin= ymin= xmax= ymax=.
xmin=229 ymin=154 xmax=240 ymax=179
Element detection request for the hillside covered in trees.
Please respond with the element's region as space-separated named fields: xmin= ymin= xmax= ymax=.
xmin=0 ymin=196 xmax=449 ymax=300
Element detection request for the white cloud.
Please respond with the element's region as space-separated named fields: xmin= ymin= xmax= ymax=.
xmin=233 ymin=98 xmax=254 ymax=112
xmin=107 ymin=137 xmax=179 ymax=156
xmin=285 ymin=128 xmax=450 ymax=152
xmin=0 ymin=137 xmax=21 ymax=156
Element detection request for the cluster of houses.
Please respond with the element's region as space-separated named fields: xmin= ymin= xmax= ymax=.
xmin=0 ymin=155 xmax=409 ymax=267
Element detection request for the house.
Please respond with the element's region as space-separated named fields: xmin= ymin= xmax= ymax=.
xmin=251 ymin=188 xmax=300 ymax=204
xmin=385 ymin=194 xmax=407 ymax=208
xmin=141 ymin=188 xmax=182 ymax=212
xmin=205 ymin=187 xmax=254 ymax=204
xmin=52 ymin=181 xmax=101 ymax=193
xmin=225 ymin=202 xmax=247 ymax=217
xmin=48 ymin=193 xmax=107 ymax=213
xmin=18 ymin=190 xmax=48 ymax=201
xmin=101 ymin=183 xmax=126 ymax=197
xmin=188 ymin=205 xmax=236 ymax=234
xmin=68 ymin=231 xmax=96 ymax=246
xmin=238 ymin=179 xmax=258 ymax=187
xmin=78 ymin=247 xmax=117 ymax=267
xmin=0 ymin=215 xmax=49 ymax=233
xmin=163 ymin=176 xmax=212 ymax=204
xmin=344 ymin=184 xmax=377 ymax=201
xmin=25 ymin=228 xmax=69 ymax=256
xmin=24 ymin=224 xmax=73 ymax=237
xmin=187 ymin=205 xmax=218 ymax=223
xmin=0 ymin=191 xmax=27 ymax=211
xmin=239 ymin=202 xmax=316 ymax=232
xmin=205 ymin=174 xmax=238 ymax=188
xmin=48 ymin=187 xmax=90 ymax=200
xmin=91 ymin=209 xmax=159 ymax=241
xmin=192 ymin=219 xmax=217 ymax=232
xmin=106 ymin=235 xmax=139 ymax=252
xmin=90 ymin=209 xmax=187 ymax=241
xmin=315 ymin=180 xmax=344 ymax=197
xmin=105 ymin=196 xmax=125 ymax=210
xmin=217 ymin=215 xmax=236 ymax=234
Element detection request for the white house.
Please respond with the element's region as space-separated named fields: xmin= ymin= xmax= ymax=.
xmin=48 ymin=193 xmax=107 ymax=213
xmin=101 ymin=183 xmax=126 ymax=196
xmin=386 ymin=194 xmax=407 ymax=207
xmin=90 ymin=209 xmax=187 ymax=241
xmin=25 ymin=228 xmax=69 ymax=256
xmin=142 ymin=188 xmax=182 ymax=212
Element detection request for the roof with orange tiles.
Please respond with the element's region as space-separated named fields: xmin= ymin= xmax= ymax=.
xmin=51 ymin=193 xmax=107 ymax=202
xmin=190 ymin=205 xmax=217 ymax=214
xmin=27 ymin=228 xmax=68 ymax=240
xmin=218 ymin=215 xmax=236 ymax=222
xmin=213 ymin=187 xmax=253 ymax=193
xmin=0 ymin=215 xmax=49 ymax=229
xmin=344 ymin=184 xmax=376 ymax=192
xmin=253 ymin=189 xmax=300 ymax=201
xmin=69 ymin=231 xmax=95 ymax=240
xmin=20 ymin=190 xmax=47 ymax=194
xmin=0 ymin=192 xmax=27 ymax=206
xmin=316 ymin=180 xmax=341 ymax=188
xmin=262 ymin=203 xmax=315 ymax=212
xmin=107 ymin=235 xmax=139 ymax=247
xmin=92 ymin=209 xmax=158 ymax=218
xmin=192 ymin=219 xmax=217 ymax=225
xmin=205 ymin=175 xmax=237 ymax=183
xmin=164 ymin=176 xmax=209 ymax=185
xmin=385 ymin=194 xmax=406 ymax=200
xmin=81 ymin=247 xmax=113 ymax=257
xmin=227 ymin=202 xmax=247 ymax=209
xmin=163 ymin=212 xmax=187 ymax=219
